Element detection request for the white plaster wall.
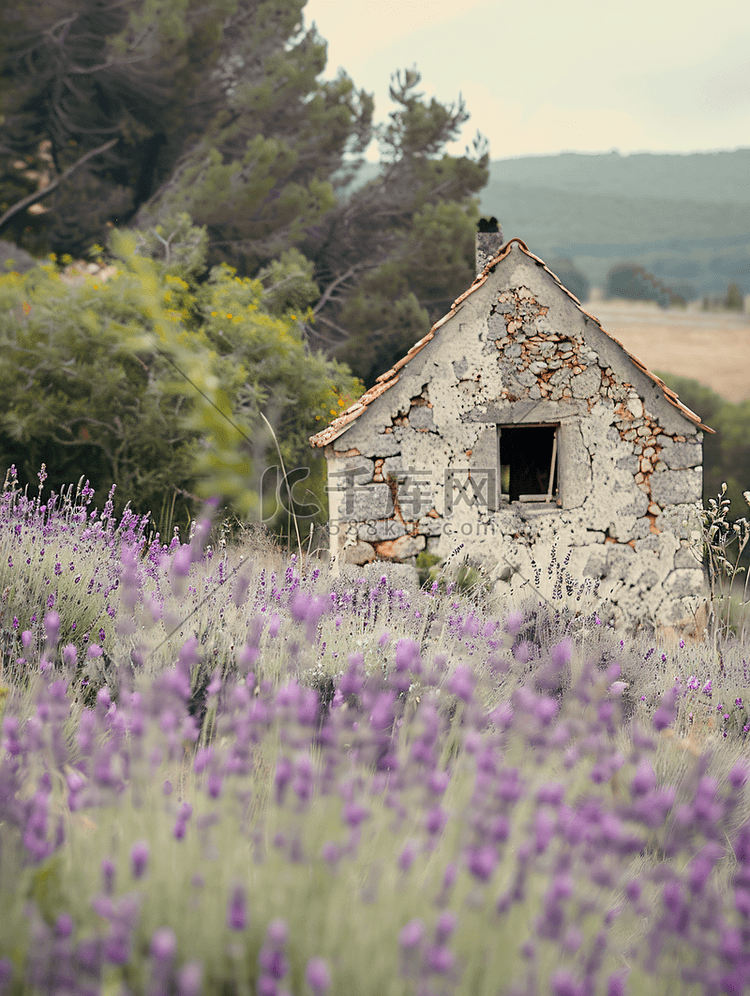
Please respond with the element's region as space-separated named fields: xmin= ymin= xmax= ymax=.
xmin=325 ymin=245 xmax=707 ymax=632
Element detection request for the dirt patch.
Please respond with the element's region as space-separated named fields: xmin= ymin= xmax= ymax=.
xmin=586 ymin=296 xmax=750 ymax=403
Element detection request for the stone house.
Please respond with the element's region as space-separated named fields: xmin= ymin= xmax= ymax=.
xmin=310 ymin=226 xmax=712 ymax=630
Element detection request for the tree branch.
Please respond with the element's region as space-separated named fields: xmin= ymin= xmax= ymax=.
xmin=0 ymin=137 xmax=118 ymax=235
xmin=312 ymin=266 xmax=361 ymax=316
xmin=311 ymin=312 xmax=352 ymax=339
xmin=51 ymin=434 xmax=111 ymax=454
xmin=68 ymin=54 xmax=151 ymax=74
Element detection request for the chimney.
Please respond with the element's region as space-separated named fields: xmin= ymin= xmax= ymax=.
xmin=476 ymin=216 xmax=503 ymax=276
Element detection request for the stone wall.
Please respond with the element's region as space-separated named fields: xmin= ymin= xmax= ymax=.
xmin=323 ymin=246 xmax=707 ymax=632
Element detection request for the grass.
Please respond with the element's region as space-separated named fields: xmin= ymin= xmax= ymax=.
xmin=1 ymin=478 xmax=750 ymax=995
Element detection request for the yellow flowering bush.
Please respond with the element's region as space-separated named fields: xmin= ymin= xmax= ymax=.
xmin=0 ymin=219 xmax=362 ymax=523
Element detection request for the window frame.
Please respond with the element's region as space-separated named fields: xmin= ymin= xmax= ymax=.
xmin=497 ymin=422 xmax=560 ymax=505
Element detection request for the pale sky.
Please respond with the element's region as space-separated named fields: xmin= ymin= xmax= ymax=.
xmin=303 ymin=0 xmax=750 ymax=160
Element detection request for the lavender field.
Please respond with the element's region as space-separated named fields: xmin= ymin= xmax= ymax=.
xmin=1 ymin=469 xmax=750 ymax=996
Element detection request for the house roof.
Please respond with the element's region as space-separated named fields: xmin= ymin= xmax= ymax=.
xmin=310 ymin=237 xmax=714 ymax=448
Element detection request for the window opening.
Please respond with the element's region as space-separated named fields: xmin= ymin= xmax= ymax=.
xmin=498 ymin=424 xmax=559 ymax=503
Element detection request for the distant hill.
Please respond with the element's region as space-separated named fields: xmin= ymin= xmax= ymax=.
xmin=343 ymin=150 xmax=750 ymax=300
xmin=484 ymin=149 xmax=750 ymax=204
xmin=478 ymin=149 xmax=750 ymax=299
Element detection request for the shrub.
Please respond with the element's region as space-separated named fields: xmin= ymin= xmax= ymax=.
xmin=0 ymin=220 xmax=361 ymax=525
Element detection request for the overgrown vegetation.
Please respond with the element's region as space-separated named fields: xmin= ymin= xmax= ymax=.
xmin=0 ymin=1 xmax=488 ymax=387
xmin=700 ymin=483 xmax=750 ymax=646
xmin=0 ymin=474 xmax=750 ymax=994
xmin=656 ymin=372 xmax=750 ymax=520
xmin=0 ymin=219 xmax=360 ymax=526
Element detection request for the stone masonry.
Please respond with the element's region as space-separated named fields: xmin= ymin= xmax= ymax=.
xmin=311 ymin=236 xmax=712 ymax=632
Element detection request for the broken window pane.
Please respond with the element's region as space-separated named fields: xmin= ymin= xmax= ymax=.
xmin=498 ymin=425 xmax=559 ymax=503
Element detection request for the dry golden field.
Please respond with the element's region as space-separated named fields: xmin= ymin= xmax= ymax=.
xmin=585 ymin=295 xmax=750 ymax=403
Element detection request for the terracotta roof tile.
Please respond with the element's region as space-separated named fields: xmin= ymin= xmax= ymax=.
xmin=310 ymin=238 xmax=713 ymax=447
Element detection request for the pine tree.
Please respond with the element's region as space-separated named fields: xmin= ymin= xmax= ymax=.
xmin=1 ymin=9 xmax=491 ymax=389
xmin=299 ymin=69 xmax=490 ymax=385
xmin=0 ymin=0 xmax=373 ymax=262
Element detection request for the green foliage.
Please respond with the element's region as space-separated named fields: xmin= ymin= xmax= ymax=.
xmin=656 ymin=372 xmax=750 ymax=520
xmin=415 ymin=550 xmax=441 ymax=587
xmin=305 ymin=70 xmax=489 ymax=385
xmin=0 ymin=239 xmax=36 ymax=275
xmin=1 ymin=4 xmax=492 ymax=401
xmin=726 ymin=281 xmax=744 ymax=311
xmin=133 ymin=214 xmax=211 ymax=281
xmin=699 ymin=483 xmax=750 ymax=644
xmin=0 ymin=255 xmax=197 ymax=518
xmin=0 ymin=0 xmax=372 ymax=263
xmin=0 ymin=221 xmax=361 ymax=519
xmin=256 ymin=248 xmax=321 ymax=318
xmin=1 ymin=4 xmax=491 ymax=395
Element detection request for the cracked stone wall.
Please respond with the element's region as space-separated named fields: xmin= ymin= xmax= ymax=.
xmin=324 ymin=244 xmax=707 ymax=632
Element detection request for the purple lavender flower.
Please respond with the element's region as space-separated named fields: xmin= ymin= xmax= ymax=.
xmin=394 ymin=638 xmax=422 ymax=674
xmin=43 ymin=610 xmax=61 ymax=647
xmin=150 ymin=927 xmax=177 ymax=963
xmin=342 ymin=801 xmax=370 ymax=828
xmin=447 ymin=664 xmax=474 ymax=703
xmin=290 ymin=591 xmax=329 ymax=640
xmin=424 ymin=944 xmax=455 ymax=975
xmin=207 ymin=772 xmax=223 ymax=798
xmin=513 ymin=641 xmax=532 ymax=664
xmin=536 ymin=695 xmax=558 ymax=726
xmin=630 ymin=758 xmax=656 ymax=797
xmin=427 ymin=769 xmax=450 ymax=795
xmin=321 ymin=841 xmax=339 ymax=865
xmin=425 ymin=805 xmax=448 ymax=837
xmin=398 ymin=840 xmax=419 ymax=871
xmin=54 ymin=913 xmax=74 ymax=939
xmin=257 ymin=978 xmax=278 ymax=996
xmin=339 ymin=654 xmax=364 ymax=697
xmin=550 ymin=968 xmax=583 ymax=996
xmin=653 ymin=685 xmax=680 ymax=731
xmin=466 ymin=845 xmax=497 ymax=883
xmin=305 ymin=957 xmax=331 ymax=995
xmin=399 ymin=920 xmax=425 ymax=950
xmin=259 ymin=948 xmax=289 ymax=981
xmin=171 ymin=544 xmax=192 ymax=579
xmin=504 ymin=609 xmax=524 ymax=636
xmin=177 ymin=962 xmax=203 ymax=996
xmin=534 ymin=808 xmax=555 ymax=854
xmin=130 ymin=840 xmax=149 ymax=880
xmin=435 ymin=911 xmax=457 ymax=944
xmin=227 ymin=883 xmax=248 ymax=931
xmin=536 ymin=782 xmax=565 ymax=806
xmin=604 ymin=969 xmax=629 ymax=996
xmin=266 ymin=919 xmax=289 ymax=947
